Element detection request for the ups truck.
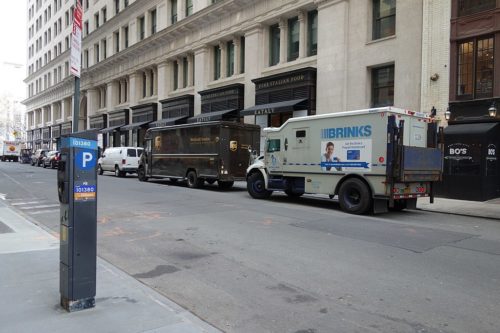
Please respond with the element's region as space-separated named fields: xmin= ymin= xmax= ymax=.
xmin=246 ymin=107 xmax=443 ymax=214
xmin=138 ymin=121 xmax=260 ymax=189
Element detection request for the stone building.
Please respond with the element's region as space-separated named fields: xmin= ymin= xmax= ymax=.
xmin=24 ymin=0 xmax=442 ymax=151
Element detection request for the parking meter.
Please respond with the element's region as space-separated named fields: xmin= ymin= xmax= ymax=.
xmin=58 ymin=131 xmax=98 ymax=312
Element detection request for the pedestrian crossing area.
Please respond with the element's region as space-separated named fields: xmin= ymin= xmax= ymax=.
xmin=3 ymin=197 xmax=60 ymax=216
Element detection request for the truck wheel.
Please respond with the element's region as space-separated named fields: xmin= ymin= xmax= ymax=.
xmin=338 ymin=178 xmax=371 ymax=215
xmin=247 ymin=172 xmax=272 ymax=199
xmin=186 ymin=171 xmax=202 ymax=188
xmin=98 ymin=164 xmax=103 ymax=175
xmin=138 ymin=166 xmax=148 ymax=182
xmin=218 ymin=180 xmax=234 ymax=190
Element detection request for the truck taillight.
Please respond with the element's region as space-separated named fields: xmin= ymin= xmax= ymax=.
xmin=122 ymin=159 xmax=126 ymax=164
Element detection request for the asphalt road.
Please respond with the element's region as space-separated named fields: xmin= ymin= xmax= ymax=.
xmin=1 ymin=161 xmax=500 ymax=333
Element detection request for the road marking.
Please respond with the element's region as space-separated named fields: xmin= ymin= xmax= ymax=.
xmin=11 ymin=201 xmax=44 ymax=206
xmin=29 ymin=209 xmax=60 ymax=215
xmin=18 ymin=204 xmax=60 ymax=210
xmin=0 ymin=193 xmax=6 ymax=200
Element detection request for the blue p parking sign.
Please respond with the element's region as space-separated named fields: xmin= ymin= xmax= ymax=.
xmin=75 ymin=149 xmax=96 ymax=170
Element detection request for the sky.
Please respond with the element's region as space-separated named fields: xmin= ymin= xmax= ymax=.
xmin=0 ymin=1 xmax=27 ymax=101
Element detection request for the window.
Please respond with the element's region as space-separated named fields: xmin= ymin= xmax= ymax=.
xmin=102 ymin=7 xmax=107 ymax=23
xmin=84 ymin=20 xmax=89 ymax=36
xmin=373 ymin=0 xmax=396 ymax=40
xmin=267 ymin=139 xmax=280 ymax=152
xmin=372 ymin=65 xmax=394 ymax=107
xmin=124 ymin=0 xmax=129 ymax=7
xmin=173 ymin=61 xmax=179 ymax=90
xmin=150 ymin=9 xmax=157 ymax=35
xmin=102 ymin=39 xmax=107 ymax=59
xmin=227 ymin=41 xmax=234 ymax=77
xmin=269 ymin=24 xmax=280 ymax=66
xmin=142 ymin=72 xmax=147 ymax=97
xmin=214 ymin=45 xmax=221 ymax=80
xmin=240 ymin=36 xmax=245 ymax=74
xmin=84 ymin=49 xmax=89 ymax=68
xmin=458 ymin=0 xmax=495 ymax=16
xmin=94 ymin=12 xmax=100 ymax=29
xmin=115 ymin=0 xmax=119 ymax=15
xmin=457 ymin=37 xmax=494 ymax=99
xmin=95 ymin=43 xmax=100 ymax=63
xmin=183 ymin=57 xmax=188 ymax=88
xmin=114 ymin=31 xmax=120 ymax=53
xmin=138 ymin=16 xmax=145 ymax=40
xmin=123 ymin=26 xmax=129 ymax=48
xmin=288 ymin=17 xmax=299 ymax=61
xmin=186 ymin=0 xmax=193 ymax=16
xmin=171 ymin=0 xmax=178 ymax=24
xmin=307 ymin=10 xmax=318 ymax=56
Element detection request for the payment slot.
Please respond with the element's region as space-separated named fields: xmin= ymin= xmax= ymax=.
xmin=58 ymin=131 xmax=98 ymax=312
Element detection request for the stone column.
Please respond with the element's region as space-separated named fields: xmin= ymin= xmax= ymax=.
xmin=157 ymin=61 xmax=168 ymax=100
xmin=187 ymin=54 xmax=194 ymax=87
xmin=233 ymin=36 xmax=241 ymax=75
xmin=145 ymin=70 xmax=152 ymax=97
xmin=219 ymin=41 xmax=227 ymax=79
xmin=194 ymin=45 xmax=208 ymax=115
xmin=177 ymin=58 xmax=184 ymax=89
xmin=152 ymin=67 xmax=158 ymax=95
xmin=107 ymin=82 xmax=117 ymax=110
xmin=298 ymin=11 xmax=306 ymax=59
xmin=279 ymin=18 xmax=287 ymax=64
xmin=87 ymin=88 xmax=99 ymax=116
xmin=129 ymin=72 xmax=140 ymax=106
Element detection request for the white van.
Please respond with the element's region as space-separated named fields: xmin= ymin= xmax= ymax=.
xmin=98 ymin=147 xmax=143 ymax=177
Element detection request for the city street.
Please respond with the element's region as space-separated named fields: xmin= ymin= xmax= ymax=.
xmin=1 ymin=161 xmax=500 ymax=333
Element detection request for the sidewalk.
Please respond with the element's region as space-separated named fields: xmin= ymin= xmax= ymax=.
xmin=0 ymin=200 xmax=221 ymax=333
xmin=417 ymin=196 xmax=500 ymax=220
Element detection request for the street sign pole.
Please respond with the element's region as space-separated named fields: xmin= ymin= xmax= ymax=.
xmin=70 ymin=0 xmax=82 ymax=133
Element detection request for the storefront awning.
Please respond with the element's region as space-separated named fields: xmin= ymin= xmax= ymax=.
xmin=240 ymin=99 xmax=308 ymax=116
xmin=187 ymin=109 xmax=238 ymax=123
xmin=444 ymin=122 xmax=499 ymax=137
xmin=120 ymin=121 xmax=151 ymax=131
xmin=99 ymin=125 xmax=122 ymax=133
xmin=149 ymin=116 xmax=189 ymax=128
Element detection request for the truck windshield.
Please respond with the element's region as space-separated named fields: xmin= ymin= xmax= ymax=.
xmin=267 ymin=139 xmax=280 ymax=152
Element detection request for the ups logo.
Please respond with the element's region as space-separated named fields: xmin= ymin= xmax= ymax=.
xmin=230 ymin=141 xmax=238 ymax=152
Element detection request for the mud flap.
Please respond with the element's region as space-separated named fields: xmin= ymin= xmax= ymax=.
xmin=373 ymin=198 xmax=389 ymax=214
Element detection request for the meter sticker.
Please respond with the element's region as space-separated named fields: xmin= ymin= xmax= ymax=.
xmin=74 ymin=185 xmax=96 ymax=201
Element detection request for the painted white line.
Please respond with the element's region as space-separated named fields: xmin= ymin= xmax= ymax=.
xmin=18 ymin=204 xmax=60 ymax=210
xmin=29 ymin=208 xmax=60 ymax=215
xmin=11 ymin=201 xmax=44 ymax=206
xmin=0 ymin=193 xmax=6 ymax=200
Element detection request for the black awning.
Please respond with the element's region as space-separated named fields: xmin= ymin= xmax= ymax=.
xmin=444 ymin=122 xmax=499 ymax=137
xmin=240 ymin=99 xmax=308 ymax=116
xmin=120 ymin=121 xmax=151 ymax=131
xmin=187 ymin=109 xmax=238 ymax=123
xmin=99 ymin=125 xmax=122 ymax=133
xmin=149 ymin=116 xmax=189 ymax=128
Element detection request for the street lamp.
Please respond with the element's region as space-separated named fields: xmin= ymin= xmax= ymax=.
xmin=488 ymin=102 xmax=497 ymax=118
xmin=444 ymin=106 xmax=451 ymax=121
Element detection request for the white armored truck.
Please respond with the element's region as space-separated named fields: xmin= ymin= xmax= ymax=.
xmin=246 ymin=107 xmax=443 ymax=214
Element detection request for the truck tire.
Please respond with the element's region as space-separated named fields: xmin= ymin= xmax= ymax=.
xmin=138 ymin=166 xmax=148 ymax=182
xmin=186 ymin=170 xmax=202 ymax=188
xmin=218 ymin=180 xmax=234 ymax=190
xmin=247 ymin=172 xmax=272 ymax=199
xmin=338 ymin=178 xmax=371 ymax=215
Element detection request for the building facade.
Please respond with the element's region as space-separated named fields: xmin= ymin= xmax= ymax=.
xmin=24 ymin=0 xmax=437 ymax=151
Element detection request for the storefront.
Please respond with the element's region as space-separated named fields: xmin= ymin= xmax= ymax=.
xmin=187 ymin=84 xmax=244 ymax=123
xmin=89 ymin=114 xmax=108 ymax=149
xmin=150 ymin=95 xmax=194 ymax=127
xmin=27 ymin=130 xmax=33 ymax=150
xmin=122 ymin=103 xmax=157 ymax=147
xmin=51 ymin=124 xmax=61 ymax=150
xmin=33 ymin=128 xmax=42 ymax=150
xmin=436 ymin=100 xmax=500 ymax=201
xmin=101 ymin=109 xmax=129 ymax=147
xmin=240 ymin=67 xmax=316 ymax=150
xmin=61 ymin=121 xmax=72 ymax=136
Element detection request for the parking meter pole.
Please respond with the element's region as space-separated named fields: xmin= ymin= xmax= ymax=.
xmin=72 ymin=77 xmax=80 ymax=133
xmin=58 ymin=131 xmax=98 ymax=312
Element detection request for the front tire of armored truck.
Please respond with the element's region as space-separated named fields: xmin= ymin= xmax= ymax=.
xmin=138 ymin=166 xmax=148 ymax=182
xmin=186 ymin=170 xmax=202 ymax=188
xmin=247 ymin=172 xmax=272 ymax=199
xmin=338 ymin=178 xmax=371 ymax=215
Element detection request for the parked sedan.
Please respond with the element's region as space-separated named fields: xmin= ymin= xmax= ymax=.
xmin=31 ymin=149 xmax=48 ymax=166
xmin=42 ymin=151 xmax=60 ymax=169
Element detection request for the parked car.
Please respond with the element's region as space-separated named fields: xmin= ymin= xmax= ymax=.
xmin=31 ymin=149 xmax=48 ymax=166
xmin=97 ymin=147 xmax=143 ymax=177
xmin=19 ymin=148 xmax=32 ymax=164
xmin=42 ymin=150 xmax=60 ymax=169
